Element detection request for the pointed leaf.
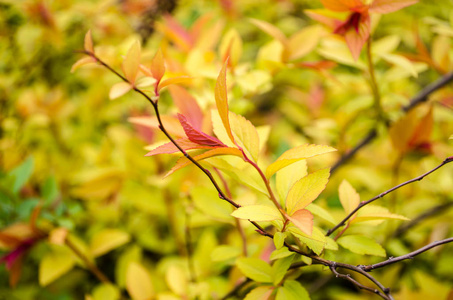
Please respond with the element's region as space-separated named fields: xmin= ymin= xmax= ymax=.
xmin=166 ymin=265 xmax=188 ymax=296
xmin=321 ymin=0 xmax=365 ymax=12
xmin=381 ymin=53 xmax=418 ymax=77
xmin=9 ymin=156 xmax=34 ymax=194
xmin=211 ymin=245 xmax=241 ymax=262
xmin=145 ymin=138 xmax=212 ymax=156
xmin=288 ymin=25 xmax=322 ymax=61
xmin=122 ymin=41 xmax=141 ymax=83
xmin=215 ymin=61 xmax=235 ymax=143
xmin=270 ymin=247 xmax=294 ymax=260
xmin=344 ymin=20 xmax=370 ymax=61
xmin=266 ymin=144 xmax=336 ymax=178
xmin=370 ymin=0 xmax=418 ymax=14
xmin=165 ymin=147 xmax=243 ymax=177
xmin=39 ymin=248 xmax=75 ymax=286
xmin=250 ymin=18 xmax=288 ymax=46
xmin=129 ymin=115 xmax=185 ymax=137
xmin=236 ymin=257 xmax=273 ymax=283
xmin=219 ymin=28 xmax=243 ymax=67
xmin=109 ymin=82 xmax=132 ymax=100
xmin=71 ymin=56 xmax=96 ymax=73
xmin=150 ymin=49 xmax=165 ymax=83
xmin=177 ymin=114 xmax=225 ymax=147
xmin=288 ymin=226 xmax=326 ymax=255
xmin=90 ymin=229 xmax=130 ymax=257
xmin=350 ymin=205 xmax=409 ymax=224
xmin=158 ymin=76 xmax=192 ymax=91
xmin=169 ymin=85 xmax=203 ymax=130
xmin=231 ymin=205 xmax=283 ymax=222
xmin=276 ymin=160 xmax=307 ymax=203
xmin=286 ymin=168 xmax=330 ymax=215
xmin=126 ymin=262 xmax=153 ymax=300
xmin=338 ymin=180 xmax=360 ymax=215
xmin=244 ymin=286 xmax=274 ymax=300
xmin=276 ymin=280 xmax=310 ymax=300
xmin=84 ymin=29 xmax=94 ymax=53
xmin=337 ymin=235 xmax=386 ymax=257
xmin=306 ymin=204 xmax=337 ymax=226
xmin=272 ymin=255 xmax=294 ymax=285
xmin=273 ymin=232 xmax=286 ymax=249
xmin=229 ymin=112 xmax=260 ymax=162
xmin=288 ymin=209 xmax=314 ymax=236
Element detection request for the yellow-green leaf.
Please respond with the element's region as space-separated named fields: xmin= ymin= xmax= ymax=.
xmin=272 ymin=255 xmax=294 ymax=285
xmin=231 ymin=205 xmax=283 ymax=222
xmin=381 ymin=53 xmax=418 ymax=77
xmin=211 ymin=245 xmax=242 ymax=261
xmin=244 ymin=286 xmax=274 ymax=300
xmin=90 ymin=229 xmax=130 ymax=257
xmin=266 ymin=144 xmax=336 ymax=178
xmin=276 ymin=160 xmax=307 ymax=203
xmin=39 ymin=247 xmax=75 ymax=286
xmin=372 ymin=35 xmax=400 ymax=57
xmin=273 ymin=232 xmax=287 ymax=249
xmin=215 ymin=61 xmax=235 ymax=143
xmin=338 ymin=179 xmax=360 ymax=215
xmin=93 ymin=284 xmax=120 ymax=300
xmin=219 ymin=28 xmax=243 ymax=67
xmin=288 ymin=226 xmax=326 ymax=255
xmin=276 ymin=280 xmax=310 ymax=300
xmin=166 ymin=265 xmax=188 ymax=296
xmin=288 ymin=25 xmax=322 ymax=61
xmin=306 ymin=203 xmax=336 ymax=226
xmin=350 ymin=205 xmax=409 ymax=224
xmin=126 ymin=262 xmax=153 ymax=300
xmin=229 ymin=112 xmax=260 ymax=162
xmin=122 ymin=41 xmax=141 ymax=83
xmin=236 ymin=257 xmax=273 ymax=283
xmin=337 ymin=235 xmax=386 ymax=257
xmin=286 ymin=168 xmax=330 ymax=215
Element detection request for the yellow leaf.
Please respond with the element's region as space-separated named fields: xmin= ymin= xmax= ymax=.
xmin=165 ymin=265 xmax=188 ymax=296
xmin=215 ymin=61 xmax=235 ymax=143
xmin=250 ymin=18 xmax=288 ymax=46
xmin=389 ymin=107 xmax=422 ymax=153
xmin=93 ymin=283 xmax=120 ymax=300
xmin=288 ymin=209 xmax=313 ymax=236
xmin=109 ymin=82 xmax=132 ymax=100
xmin=381 ymin=53 xmax=418 ymax=77
xmin=158 ymin=76 xmax=192 ymax=91
xmin=90 ymin=229 xmax=130 ymax=257
xmin=84 ymin=29 xmax=94 ymax=53
xmin=288 ymin=25 xmax=322 ymax=61
xmin=229 ymin=112 xmax=260 ymax=162
xmin=122 ymin=41 xmax=141 ymax=83
xmin=165 ymin=147 xmax=243 ymax=177
xmin=338 ymin=180 xmax=360 ymax=215
xmin=350 ymin=205 xmax=409 ymax=224
xmin=372 ymin=35 xmax=401 ymax=57
xmin=231 ymin=205 xmax=283 ymax=222
xmin=266 ymin=144 xmax=336 ymax=178
xmin=285 ymin=168 xmax=330 ymax=215
xmin=150 ymin=49 xmax=165 ymax=83
xmin=126 ymin=262 xmax=153 ymax=300
xmin=276 ymin=160 xmax=308 ymax=203
xmin=71 ymin=169 xmax=124 ymax=200
xmin=71 ymin=56 xmax=96 ymax=73
xmin=219 ymin=28 xmax=243 ymax=67
xmin=39 ymin=246 xmax=75 ymax=286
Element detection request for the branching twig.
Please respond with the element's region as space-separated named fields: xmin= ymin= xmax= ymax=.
xmin=331 ymin=72 xmax=453 ymax=174
xmin=326 ymin=157 xmax=453 ymax=236
xmin=360 ymin=237 xmax=453 ymax=271
xmin=392 ymin=201 xmax=453 ymax=238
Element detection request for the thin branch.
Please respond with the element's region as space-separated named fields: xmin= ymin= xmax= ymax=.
xmin=331 ymin=71 xmax=453 ymax=174
xmin=392 ymin=201 xmax=453 ymax=238
xmin=360 ymin=237 xmax=453 ymax=272
xmin=326 ymin=157 xmax=453 ymax=236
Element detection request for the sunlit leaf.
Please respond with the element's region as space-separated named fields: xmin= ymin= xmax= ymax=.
xmin=158 ymin=76 xmax=192 ymax=92
xmin=229 ymin=112 xmax=260 ymax=162
xmin=286 ymin=168 xmax=330 ymax=215
xmin=39 ymin=247 xmax=75 ymax=286
xmin=276 ymin=160 xmax=308 ymax=203
xmin=321 ymin=0 xmax=365 ymax=12
xmin=84 ymin=29 xmax=94 ymax=53
xmin=250 ymin=18 xmax=288 ymax=46
xmin=166 ymin=265 xmax=187 ymax=296
xmin=350 ymin=205 xmax=409 ymax=224
xmin=337 ymin=235 xmax=386 ymax=257
xmin=211 ymin=245 xmax=242 ymax=261
xmin=270 ymin=247 xmax=293 ymax=260
xmin=306 ymin=204 xmax=337 ymax=226
xmin=288 ymin=209 xmax=314 ymax=236
xmin=109 ymin=82 xmax=132 ymax=100
xmin=276 ymin=280 xmax=310 ymax=300
xmin=93 ymin=284 xmax=120 ymax=300
xmin=169 ymin=85 xmax=204 ymax=130
xmin=122 ymin=41 xmax=141 ymax=83
xmin=150 ymin=49 xmax=165 ymax=83
xmin=215 ymin=60 xmax=235 ymax=143
xmin=178 ymin=114 xmax=226 ymax=147
xmin=338 ymin=179 xmax=360 ymax=215
xmin=126 ymin=262 xmax=153 ymax=300
xmin=71 ymin=56 xmax=96 ymax=73
xmin=273 ymin=232 xmax=286 ymax=249
xmin=381 ymin=53 xmax=418 ymax=77
xmin=244 ymin=286 xmax=274 ymax=300
xmin=231 ymin=205 xmax=283 ymax=222
xmin=145 ymin=138 xmax=212 ymax=156
xmin=219 ymin=28 xmax=243 ymax=67
xmin=90 ymin=229 xmax=130 ymax=257
xmin=288 ymin=25 xmax=322 ymax=61
xmin=236 ymin=257 xmax=273 ymax=283
xmin=370 ymin=0 xmax=418 ymax=14
xmin=266 ymin=144 xmax=336 ymax=178
xmin=288 ymin=226 xmax=326 ymax=255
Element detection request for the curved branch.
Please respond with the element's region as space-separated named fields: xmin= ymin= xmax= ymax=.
xmin=326 ymin=157 xmax=453 ymax=236
xmin=360 ymin=237 xmax=453 ymax=271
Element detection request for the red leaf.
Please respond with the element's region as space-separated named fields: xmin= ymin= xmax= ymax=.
xmin=169 ymin=86 xmax=204 ymax=130
xmin=145 ymin=138 xmax=213 ymax=156
xmin=177 ymin=114 xmax=226 ymax=147
xmin=370 ymin=0 xmax=418 ymax=14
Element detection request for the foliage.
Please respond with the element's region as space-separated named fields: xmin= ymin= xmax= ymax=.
xmin=1 ymin=0 xmax=453 ymax=299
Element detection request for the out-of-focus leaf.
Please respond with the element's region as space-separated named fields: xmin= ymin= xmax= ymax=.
xmin=9 ymin=156 xmax=34 ymax=194
xmin=350 ymin=205 xmax=409 ymax=224
xmin=211 ymin=245 xmax=241 ymax=261
xmin=381 ymin=53 xmax=418 ymax=77
xmin=337 ymin=235 xmax=386 ymax=257
xmin=231 ymin=205 xmax=283 ymax=222
xmin=288 ymin=25 xmax=322 ymax=61
xmin=122 ymin=41 xmax=141 ymax=83
xmin=166 ymin=265 xmax=188 ymax=296
xmin=215 ymin=60 xmax=235 ymax=143
xmin=84 ymin=29 xmax=94 ymax=53
xmin=236 ymin=257 xmax=273 ymax=283
xmin=90 ymin=229 xmax=130 ymax=257
xmin=126 ymin=262 xmax=153 ymax=300
xmin=219 ymin=28 xmax=243 ymax=67
xmin=266 ymin=144 xmax=336 ymax=178
xmin=244 ymin=286 xmax=274 ymax=300
xmin=286 ymin=168 xmax=330 ymax=215
xmin=109 ymin=82 xmax=132 ymax=100
xmin=276 ymin=280 xmax=310 ymax=300
xmin=150 ymin=49 xmax=165 ymax=83
xmin=338 ymin=179 xmax=360 ymax=215
xmin=93 ymin=284 xmax=120 ymax=300
xmin=39 ymin=247 xmax=75 ymax=286
xmin=370 ymin=0 xmax=418 ymax=14
xmin=250 ymin=18 xmax=287 ymax=46
xmin=169 ymin=85 xmax=203 ymax=130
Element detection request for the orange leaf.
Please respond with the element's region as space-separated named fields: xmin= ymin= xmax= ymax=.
xmin=321 ymin=0 xmax=366 ymax=12
xmin=157 ymin=15 xmax=193 ymax=52
xmin=158 ymin=76 xmax=192 ymax=92
xmin=150 ymin=49 xmax=165 ymax=83
xmin=145 ymin=138 xmax=212 ymax=156
xmin=288 ymin=209 xmax=314 ymax=236
xmin=215 ymin=60 xmax=235 ymax=143
xmin=169 ymin=86 xmax=204 ymax=130
xmin=128 ymin=115 xmax=185 ymax=137
xmin=177 ymin=114 xmax=226 ymax=147
xmin=370 ymin=0 xmax=418 ymax=14
xmin=344 ymin=17 xmax=370 ymax=61
xmin=109 ymin=82 xmax=132 ymax=100
xmin=84 ymin=29 xmax=94 ymax=53
xmin=122 ymin=41 xmax=141 ymax=84
xmin=408 ymin=106 xmax=433 ymax=149
xmin=165 ymin=147 xmax=243 ymax=177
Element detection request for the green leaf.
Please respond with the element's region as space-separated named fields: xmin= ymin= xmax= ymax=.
xmin=236 ymin=257 xmax=273 ymax=283
xmin=39 ymin=246 xmax=75 ymax=286
xmin=231 ymin=205 xmax=283 ymax=222
xmin=266 ymin=145 xmax=336 ymax=178
xmin=273 ymin=232 xmax=286 ymax=249
xmin=288 ymin=226 xmax=326 ymax=255
xmin=270 ymin=247 xmax=293 ymax=261
xmin=276 ymin=160 xmax=307 ymax=203
xmin=276 ymin=280 xmax=310 ymax=300
xmin=42 ymin=176 xmax=59 ymax=204
xmin=90 ymin=229 xmax=130 ymax=257
xmin=211 ymin=245 xmax=242 ymax=262
xmin=9 ymin=156 xmax=34 ymax=194
xmin=306 ymin=204 xmax=337 ymax=226
xmin=338 ymin=179 xmax=360 ymax=215
xmin=93 ymin=283 xmax=120 ymax=300
xmin=272 ymin=255 xmax=294 ymax=285
xmin=244 ymin=286 xmax=274 ymax=300
xmin=229 ymin=112 xmax=260 ymax=162
xmin=337 ymin=235 xmax=386 ymax=257
xmin=286 ymin=169 xmax=330 ymax=215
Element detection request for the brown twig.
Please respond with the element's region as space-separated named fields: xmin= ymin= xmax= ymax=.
xmin=360 ymin=237 xmax=453 ymax=271
xmin=326 ymin=157 xmax=453 ymax=236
